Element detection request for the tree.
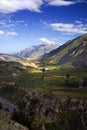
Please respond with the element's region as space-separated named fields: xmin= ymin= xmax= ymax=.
xmin=65 ymin=74 xmax=70 ymax=87
xmin=0 ymin=103 xmax=3 ymax=109
xmin=41 ymin=67 xmax=46 ymax=80
xmin=83 ymin=77 xmax=87 ymax=87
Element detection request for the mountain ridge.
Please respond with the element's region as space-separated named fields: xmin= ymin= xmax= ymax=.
xmin=1 ymin=34 xmax=87 ymax=68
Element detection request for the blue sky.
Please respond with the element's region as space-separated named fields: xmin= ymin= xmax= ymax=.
xmin=0 ymin=0 xmax=87 ymax=53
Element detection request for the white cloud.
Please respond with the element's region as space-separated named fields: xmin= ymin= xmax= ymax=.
xmin=0 ymin=0 xmax=43 ymax=13
xmin=47 ymin=0 xmax=75 ymax=6
xmin=6 ymin=31 xmax=18 ymax=36
xmin=0 ymin=30 xmax=18 ymax=36
xmin=16 ymin=20 xmax=25 ymax=24
xmin=50 ymin=22 xmax=87 ymax=34
xmin=39 ymin=37 xmax=56 ymax=44
xmin=75 ymin=20 xmax=82 ymax=24
xmin=0 ymin=30 xmax=5 ymax=35
xmin=0 ymin=0 xmax=85 ymax=13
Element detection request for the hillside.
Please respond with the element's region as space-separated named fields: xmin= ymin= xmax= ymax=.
xmin=0 ymin=53 xmax=38 ymax=68
xmin=42 ymin=34 xmax=87 ymax=67
xmin=16 ymin=43 xmax=59 ymax=61
xmin=0 ymin=53 xmax=22 ymax=61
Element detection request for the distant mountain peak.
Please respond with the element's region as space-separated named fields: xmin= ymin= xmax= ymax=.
xmin=16 ymin=43 xmax=59 ymax=60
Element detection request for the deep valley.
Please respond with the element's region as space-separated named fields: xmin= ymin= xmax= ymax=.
xmin=0 ymin=34 xmax=87 ymax=130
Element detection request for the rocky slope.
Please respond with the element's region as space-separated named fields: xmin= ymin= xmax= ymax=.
xmin=42 ymin=33 xmax=87 ymax=67
xmin=19 ymin=91 xmax=87 ymax=122
xmin=11 ymin=90 xmax=87 ymax=130
xmin=0 ymin=87 xmax=87 ymax=130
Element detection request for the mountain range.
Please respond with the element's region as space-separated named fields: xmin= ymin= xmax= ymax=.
xmin=0 ymin=34 xmax=87 ymax=68
xmin=42 ymin=33 xmax=87 ymax=67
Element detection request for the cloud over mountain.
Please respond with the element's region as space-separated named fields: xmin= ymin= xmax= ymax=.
xmin=39 ymin=37 xmax=56 ymax=44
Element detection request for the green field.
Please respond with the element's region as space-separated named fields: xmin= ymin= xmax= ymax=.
xmin=0 ymin=63 xmax=87 ymax=99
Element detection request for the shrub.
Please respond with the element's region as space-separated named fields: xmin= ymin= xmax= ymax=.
xmin=65 ymin=79 xmax=79 ymax=88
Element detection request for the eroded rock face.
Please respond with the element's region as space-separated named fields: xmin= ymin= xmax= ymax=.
xmin=20 ymin=91 xmax=87 ymax=122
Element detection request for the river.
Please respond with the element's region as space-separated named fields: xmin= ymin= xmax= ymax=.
xmin=0 ymin=97 xmax=16 ymax=112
